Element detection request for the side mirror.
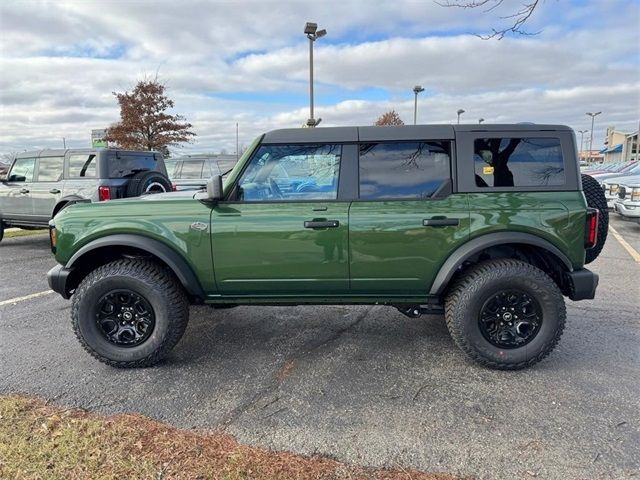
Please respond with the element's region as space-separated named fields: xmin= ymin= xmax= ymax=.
xmin=206 ymin=175 xmax=223 ymax=201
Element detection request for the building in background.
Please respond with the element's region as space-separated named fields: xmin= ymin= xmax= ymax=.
xmin=600 ymin=126 xmax=639 ymax=163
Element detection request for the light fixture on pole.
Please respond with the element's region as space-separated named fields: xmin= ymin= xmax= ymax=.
xmin=412 ymin=85 xmax=424 ymax=125
xmin=304 ymin=22 xmax=326 ymax=128
xmin=478 ymin=118 xmax=485 ymax=124
xmin=457 ymin=109 xmax=465 ymax=124
xmin=586 ymin=111 xmax=602 ymax=162
xmin=578 ymin=129 xmax=588 ymax=162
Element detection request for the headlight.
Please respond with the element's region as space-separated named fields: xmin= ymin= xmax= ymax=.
xmin=632 ymin=188 xmax=640 ymax=202
xmin=49 ymin=226 xmax=57 ymax=253
xmin=609 ymin=184 xmax=619 ymax=194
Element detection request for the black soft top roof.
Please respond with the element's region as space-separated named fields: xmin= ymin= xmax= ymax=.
xmin=262 ymin=124 xmax=572 ymax=144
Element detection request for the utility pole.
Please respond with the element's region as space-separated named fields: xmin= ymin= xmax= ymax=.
xmin=586 ymin=111 xmax=602 ymax=162
xmin=578 ymin=129 xmax=588 ymax=162
xmin=62 ymin=137 xmax=66 ymax=149
xmin=413 ymin=85 xmax=424 ymax=125
xmin=304 ymin=22 xmax=326 ymax=128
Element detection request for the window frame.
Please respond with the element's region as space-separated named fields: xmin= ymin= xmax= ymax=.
xmin=354 ymin=140 xmax=454 ymax=202
xmin=225 ymin=142 xmax=356 ymax=204
xmin=456 ymin=131 xmax=579 ymax=192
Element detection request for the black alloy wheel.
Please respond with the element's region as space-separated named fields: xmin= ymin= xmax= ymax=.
xmin=95 ymin=289 xmax=156 ymax=347
xmin=478 ymin=289 xmax=542 ymax=349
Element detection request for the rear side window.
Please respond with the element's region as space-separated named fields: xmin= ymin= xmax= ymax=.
xmin=359 ymin=141 xmax=450 ymax=200
xmin=68 ymin=154 xmax=97 ymax=178
xmin=474 ymin=138 xmax=565 ymax=188
xmin=107 ymin=153 xmax=159 ymax=178
xmin=37 ymin=156 xmax=64 ymax=182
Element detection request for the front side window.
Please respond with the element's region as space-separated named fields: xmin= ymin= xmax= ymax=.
xmin=474 ymin=138 xmax=565 ymax=188
xmin=8 ymin=158 xmax=36 ymax=182
xmin=237 ymin=144 xmax=341 ymax=202
xmin=359 ymin=141 xmax=450 ymax=200
xmin=68 ymin=154 xmax=97 ymax=178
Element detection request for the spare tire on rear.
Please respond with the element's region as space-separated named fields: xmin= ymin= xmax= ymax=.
xmin=126 ymin=170 xmax=172 ymax=198
xmin=581 ymin=173 xmax=608 ymax=264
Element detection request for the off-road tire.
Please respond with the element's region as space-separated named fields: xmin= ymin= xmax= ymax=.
xmin=581 ymin=173 xmax=608 ymax=264
xmin=445 ymin=259 xmax=566 ymax=370
xmin=71 ymin=259 xmax=189 ymax=368
xmin=126 ymin=170 xmax=172 ymax=198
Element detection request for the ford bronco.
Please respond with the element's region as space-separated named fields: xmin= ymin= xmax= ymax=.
xmin=47 ymin=125 xmax=607 ymax=370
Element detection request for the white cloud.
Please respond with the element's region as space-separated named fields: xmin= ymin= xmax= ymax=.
xmin=0 ymin=0 xmax=638 ymax=156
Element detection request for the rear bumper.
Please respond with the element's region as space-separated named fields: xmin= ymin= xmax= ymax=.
xmin=47 ymin=265 xmax=72 ymax=299
xmin=565 ymin=268 xmax=599 ymax=301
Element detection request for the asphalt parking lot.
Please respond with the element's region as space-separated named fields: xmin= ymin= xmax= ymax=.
xmin=1 ymin=217 xmax=638 ymax=480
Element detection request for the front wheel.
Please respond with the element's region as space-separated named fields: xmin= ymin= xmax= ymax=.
xmin=445 ymin=259 xmax=566 ymax=370
xmin=71 ymin=259 xmax=189 ymax=368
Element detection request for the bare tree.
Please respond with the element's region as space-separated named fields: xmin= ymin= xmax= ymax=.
xmin=105 ymin=79 xmax=196 ymax=156
xmin=375 ymin=110 xmax=405 ymax=126
xmin=436 ymin=0 xmax=542 ymax=39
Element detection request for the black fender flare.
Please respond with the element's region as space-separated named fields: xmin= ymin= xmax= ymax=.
xmin=52 ymin=196 xmax=89 ymax=218
xmin=66 ymin=234 xmax=205 ymax=300
xmin=429 ymin=232 xmax=574 ymax=296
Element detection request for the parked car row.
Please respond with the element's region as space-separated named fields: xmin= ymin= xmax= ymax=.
xmin=0 ymin=148 xmax=172 ymax=241
xmin=581 ymin=160 xmax=640 ymax=223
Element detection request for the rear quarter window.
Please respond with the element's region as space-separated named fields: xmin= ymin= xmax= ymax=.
xmin=106 ymin=153 xmax=162 ymax=178
xmin=474 ymin=137 xmax=565 ymax=188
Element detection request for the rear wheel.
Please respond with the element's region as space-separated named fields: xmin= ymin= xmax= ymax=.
xmin=445 ymin=259 xmax=566 ymax=370
xmin=71 ymin=259 xmax=189 ymax=368
xmin=581 ymin=173 xmax=608 ymax=264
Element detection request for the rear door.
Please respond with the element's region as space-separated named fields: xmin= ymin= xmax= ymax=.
xmin=211 ymin=143 xmax=351 ymax=295
xmin=349 ymin=138 xmax=470 ymax=295
xmin=31 ymin=153 xmax=65 ymax=222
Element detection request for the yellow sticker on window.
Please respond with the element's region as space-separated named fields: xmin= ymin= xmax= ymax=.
xmin=483 ymin=166 xmax=494 ymax=175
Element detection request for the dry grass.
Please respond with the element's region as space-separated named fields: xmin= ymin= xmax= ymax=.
xmin=0 ymin=395 xmax=459 ymax=480
xmin=4 ymin=228 xmax=47 ymax=239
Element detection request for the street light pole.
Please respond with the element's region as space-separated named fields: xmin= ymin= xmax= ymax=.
xmin=304 ymin=22 xmax=326 ymax=128
xmin=457 ymin=109 xmax=465 ymax=124
xmin=413 ymin=85 xmax=424 ymax=125
xmin=586 ymin=111 xmax=602 ymax=162
xmin=478 ymin=118 xmax=485 ymax=124
xmin=578 ymin=129 xmax=588 ymax=162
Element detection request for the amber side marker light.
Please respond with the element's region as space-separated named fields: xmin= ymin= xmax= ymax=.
xmin=49 ymin=226 xmax=57 ymax=253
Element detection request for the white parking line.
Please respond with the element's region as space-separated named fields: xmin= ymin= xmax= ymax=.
xmin=609 ymin=225 xmax=640 ymax=264
xmin=0 ymin=290 xmax=54 ymax=306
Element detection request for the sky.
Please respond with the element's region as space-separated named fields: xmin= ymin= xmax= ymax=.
xmin=0 ymin=0 xmax=639 ymax=159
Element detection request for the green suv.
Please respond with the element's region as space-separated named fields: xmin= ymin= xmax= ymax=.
xmin=47 ymin=125 xmax=606 ymax=370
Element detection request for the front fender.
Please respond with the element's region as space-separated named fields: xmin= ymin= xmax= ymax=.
xmin=66 ymin=234 xmax=205 ymax=300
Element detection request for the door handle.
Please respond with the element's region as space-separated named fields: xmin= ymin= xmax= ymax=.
xmin=304 ymin=220 xmax=340 ymax=229
xmin=20 ymin=188 xmax=29 ymax=194
xmin=49 ymin=188 xmax=61 ymax=194
xmin=423 ymin=218 xmax=459 ymax=227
